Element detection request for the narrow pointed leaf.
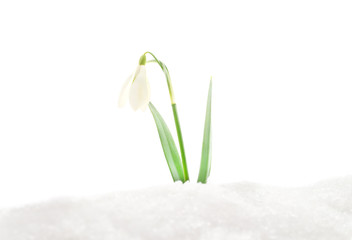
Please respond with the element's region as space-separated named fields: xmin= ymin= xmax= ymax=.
xmin=197 ymin=78 xmax=212 ymax=183
xmin=149 ymin=102 xmax=185 ymax=182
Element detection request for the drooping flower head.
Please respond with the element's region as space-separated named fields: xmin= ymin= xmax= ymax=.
xmin=118 ymin=54 xmax=150 ymax=111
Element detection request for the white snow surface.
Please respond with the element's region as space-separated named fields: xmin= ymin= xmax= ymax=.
xmin=1 ymin=176 xmax=352 ymax=240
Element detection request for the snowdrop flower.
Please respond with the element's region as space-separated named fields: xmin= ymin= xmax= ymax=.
xmin=118 ymin=55 xmax=150 ymax=111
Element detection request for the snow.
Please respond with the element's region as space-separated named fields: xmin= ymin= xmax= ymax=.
xmin=1 ymin=176 xmax=352 ymax=240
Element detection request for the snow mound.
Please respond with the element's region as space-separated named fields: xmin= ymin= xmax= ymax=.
xmin=1 ymin=176 xmax=352 ymax=240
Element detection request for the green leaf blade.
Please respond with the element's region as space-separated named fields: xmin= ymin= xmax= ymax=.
xmin=149 ymin=102 xmax=185 ymax=182
xmin=197 ymin=78 xmax=213 ymax=183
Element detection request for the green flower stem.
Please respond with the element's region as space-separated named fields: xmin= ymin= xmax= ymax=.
xmin=172 ymin=103 xmax=189 ymax=181
xmin=144 ymin=52 xmax=175 ymax=104
xmin=145 ymin=52 xmax=189 ymax=181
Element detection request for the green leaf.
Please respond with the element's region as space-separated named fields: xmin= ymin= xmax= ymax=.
xmin=197 ymin=78 xmax=213 ymax=183
xmin=149 ymin=102 xmax=185 ymax=182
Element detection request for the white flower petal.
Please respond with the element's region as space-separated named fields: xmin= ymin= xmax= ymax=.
xmin=129 ymin=66 xmax=150 ymax=111
xmin=140 ymin=82 xmax=150 ymax=111
xmin=133 ymin=65 xmax=142 ymax=78
xmin=118 ymin=74 xmax=133 ymax=108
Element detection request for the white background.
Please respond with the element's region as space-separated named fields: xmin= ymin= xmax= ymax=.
xmin=1 ymin=0 xmax=351 ymax=208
